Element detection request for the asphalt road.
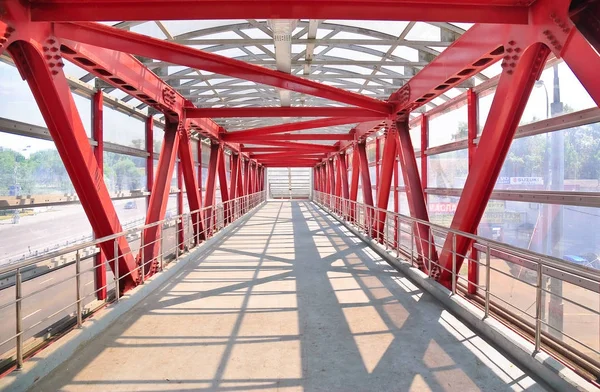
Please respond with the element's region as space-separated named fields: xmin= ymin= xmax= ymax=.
xmin=0 ymin=200 xmax=146 ymax=265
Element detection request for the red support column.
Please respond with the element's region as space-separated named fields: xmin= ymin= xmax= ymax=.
xmin=436 ymin=43 xmax=551 ymax=286
xmin=92 ymin=90 xmax=107 ymax=300
xmin=217 ymin=146 xmax=230 ymax=223
xmin=395 ymin=119 xmax=436 ymax=272
xmin=179 ymin=128 xmax=205 ymax=241
xmin=177 ymin=158 xmax=184 ymax=251
xmin=146 ymin=117 xmax=154 ymax=203
xmin=230 ymin=153 xmax=240 ymax=200
xmin=244 ymin=159 xmax=251 ymax=196
xmin=327 ymin=158 xmax=336 ymax=209
xmin=349 ymin=146 xmax=360 ymax=222
xmin=374 ymin=126 xmax=397 ymax=242
xmin=334 ymin=156 xmax=342 ymax=211
xmin=238 ymin=158 xmax=246 ymax=198
xmin=141 ymin=121 xmax=180 ymax=276
xmin=356 ymin=142 xmax=374 ymax=208
xmin=466 ymin=88 xmax=479 ymax=295
xmin=8 ymin=40 xmax=139 ymax=291
xmin=420 ymin=114 xmax=428 ymax=196
xmin=393 ymin=152 xmax=399 ymax=248
xmin=338 ymin=153 xmax=349 ymax=198
xmin=204 ymin=143 xmax=221 ymax=234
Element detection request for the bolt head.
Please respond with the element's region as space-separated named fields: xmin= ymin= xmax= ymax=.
xmin=507 ymin=70 xmax=514 ymax=75
xmin=512 ymin=55 xmax=519 ymax=60
xmin=51 ymin=70 xmax=59 ymax=75
xmin=507 ymin=48 xmax=514 ymax=53
xmin=508 ymin=40 xmax=516 ymax=46
xmin=47 ymin=38 xmax=55 ymax=44
xmin=6 ymin=26 xmax=14 ymax=33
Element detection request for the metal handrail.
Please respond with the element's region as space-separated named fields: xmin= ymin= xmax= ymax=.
xmin=312 ymin=191 xmax=600 ymax=377
xmin=0 ymin=190 xmax=267 ymax=370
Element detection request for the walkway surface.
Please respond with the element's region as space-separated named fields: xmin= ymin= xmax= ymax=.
xmin=32 ymin=202 xmax=546 ymax=392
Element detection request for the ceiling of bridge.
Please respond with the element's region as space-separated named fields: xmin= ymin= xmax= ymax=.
xmin=63 ymin=19 xmax=503 ymax=143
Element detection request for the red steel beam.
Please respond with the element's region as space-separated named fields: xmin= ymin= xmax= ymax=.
xmin=230 ymin=153 xmax=240 ymax=200
xmin=395 ymin=119 xmax=435 ymax=272
xmin=217 ymin=145 xmax=231 ymax=222
xmin=466 ymin=88 xmax=479 ymax=295
xmin=204 ymin=143 xmax=221 ymax=234
xmin=356 ymin=143 xmax=374 ymax=208
xmin=29 ymin=1 xmax=530 ymax=24
xmin=141 ymin=122 xmax=180 ymax=276
xmin=177 ymin=157 xmax=184 ymax=251
xmin=374 ymin=127 xmax=397 ymax=242
xmin=327 ymin=159 xmax=336 ymax=198
xmin=243 ymin=147 xmax=331 ymax=154
xmin=226 ymin=117 xmax=376 ymax=140
xmin=251 ymin=152 xmax=326 ymax=160
xmin=186 ymin=107 xmax=384 ymax=118
xmin=226 ymin=133 xmax=353 ymax=142
xmin=92 ymin=90 xmax=107 ymax=300
xmin=436 ymin=43 xmax=551 ymax=286
xmin=7 ymin=39 xmax=139 ymax=290
xmin=349 ymin=146 xmax=360 ymax=221
xmin=243 ymin=141 xmax=338 ymax=152
xmin=53 ymin=22 xmax=392 ymax=113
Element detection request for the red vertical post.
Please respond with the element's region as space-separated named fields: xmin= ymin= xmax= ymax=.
xmin=197 ymin=140 xmax=203 ymax=195
xmin=204 ymin=143 xmax=220 ymax=234
xmin=92 ymin=90 xmax=107 ymax=300
xmin=177 ymin=158 xmax=184 ymax=251
xmin=238 ymin=158 xmax=246 ymax=198
xmin=375 ymin=137 xmax=380 ymax=201
xmin=393 ymin=148 xmax=399 ymax=248
xmin=420 ymin=114 xmax=428 ymax=198
xmin=8 ymin=40 xmax=139 ymax=290
xmin=356 ymin=142 xmax=374 ymax=208
xmin=244 ymin=159 xmax=251 ymax=196
xmin=179 ymin=130 xmax=205 ymax=242
xmin=436 ymin=43 xmax=551 ymax=286
xmin=396 ymin=119 xmax=436 ymax=272
xmin=146 ymin=117 xmax=154 ymax=203
xmin=466 ymin=88 xmax=479 ymax=295
xmin=374 ymin=127 xmax=397 ymax=242
xmin=327 ymin=158 xmax=336 ymax=209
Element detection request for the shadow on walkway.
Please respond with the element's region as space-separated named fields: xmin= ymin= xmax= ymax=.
xmin=30 ymin=201 xmax=546 ymax=392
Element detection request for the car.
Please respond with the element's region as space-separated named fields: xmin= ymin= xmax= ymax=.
xmin=124 ymin=201 xmax=137 ymax=210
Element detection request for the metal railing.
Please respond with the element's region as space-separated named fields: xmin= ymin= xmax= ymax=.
xmin=313 ymin=191 xmax=600 ymax=380
xmin=0 ymin=191 xmax=266 ymax=371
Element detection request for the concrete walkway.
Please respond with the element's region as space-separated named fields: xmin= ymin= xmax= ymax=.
xmin=31 ymin=202 xmax=546 ymax=392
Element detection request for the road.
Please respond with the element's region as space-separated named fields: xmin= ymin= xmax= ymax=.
xmin=0 ymin=200 xmax=146 ymax=265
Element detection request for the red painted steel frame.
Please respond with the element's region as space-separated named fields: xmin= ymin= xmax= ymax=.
xmin=466 ymin=88 xmax=479 ymax=295
xmin=92 ymin=91 xmax=107 ymax=300
xmin=186 ymin=107 xmax=384 ymax=118
xmin=226 ymin=133 xmax=354 ymax=142
xmin=204 ymin=144 xmax=221 ymax=233
xmin=7 ymin=38 xmax=140 ymax=291
xmin=177 ymin=158 xmax=184 ymax=251
xmin=356 ymin=143 xmax=374 ymax=209
xmin=224 ymin=117 xmax=377 ymax=140
xmin=349 ymin=146 xmax=360 ymax=221
xmin=28 ymin=1 xmax=530 ymax=24
xmin=327 ymin=159 xmax=336 ymax=198
xmin=436 ymin=43 xmax=551 ymax=286
xmin=178 ymin=126 xmax=205 ymax=241
xmin=217 ymin=146 xmax=231 ymax=222
xmin=395 ymin=120 xmax=436 ymax=272
xmin=374 ymin=127 xmax=397 ymax=242
xmin=230 ymin=154 xmax=240 ymax=200
xmin=53 ymin=22 xmax=391 ymax=113
xmin=141 ymin=122 xmax=180 ymax=276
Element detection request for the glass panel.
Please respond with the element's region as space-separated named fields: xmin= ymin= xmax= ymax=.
xmin=496 ymin=123 xmax=600 ymax=192
xmin=428 ymin=195 xmax=460 ymax=227
xmin=478 ymin=88 xmax=495 ymax=135
xmin=427 ymin=149 xmax=468 ymax=189
xmin=171 ymin=162 xmax=179 ymax=190
xmin=103 ymin=106 xmax=145 ymax=148
xmin=428 ymin=104 xmax=468 ymax=148
xmin=410 ymin=123 xmax=422 ymax=151
xmin=479 ymin=200 xmax=600 ymax=268
xmin=0 ymin=204 xmax=92 ymax=264
xmin=103 ymin=152 xmax=147 ymax=193
xmin=366 ymin=142 xmax=376 ymax=163
xmin=201 ymin=142 xmax=211 ymax=165
xmin=191 ymin=140 xmax=199 ymax=162
xmin=0 ymin=132 xmax=75 ymax=196
xmin=0 ymin=63 xmax=45 ymax=127
xmin=153 ymin=126 xmax=163 ymax=153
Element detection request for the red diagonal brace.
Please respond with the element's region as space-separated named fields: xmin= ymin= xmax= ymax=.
xmin=230 ymin=154 xmax=240 ymax=200
xmin=435 ymin=43 xmax=551 ymax=287
xmin=204 ymin=143 xmax=221 ymax=234
xmin=349 ymin=146 xmax=360 ymax=222
xmin=374 ymin=126 xmax=397 ymax=242
xmin=395 ymin=119 xmax=435 ymax=272
xmin=217 ymin=145 xmax=231 ymax=222
xmin=7 ymin=39 xmax=139 ymax=290
xmin=141 ymin=121 xmax=180 ymax=276
xmin=178 ymin=126 xmax=205 ymax=241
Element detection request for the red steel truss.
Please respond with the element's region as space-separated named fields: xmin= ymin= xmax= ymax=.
xmin=2 ymin=0 xmax=599 ymax=297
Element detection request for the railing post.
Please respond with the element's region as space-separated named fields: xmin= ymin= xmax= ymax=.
xmin=410 ymin=223 xmax=414 ymax=265
xmin=75 ymin=250 xmax=83 ymax=328
xmin=159 ymin=227 xmax=164 ymax=272
xmin=15 ymin=267 xmax=23 ymax=370
xmin=451 ymin=233 xmax=457 ymax=295
xmin=114 ymin=239 xmax=120 ymax=302
xmin=485 ymin=244 xmax=491 ymax=318
xmin=535 ymin=260 xmax=543 ymax=352
xmin=428 ymin=229 xmax=433 ymax=277
xmin=140 ymin=234 xmax=145 ymax=284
